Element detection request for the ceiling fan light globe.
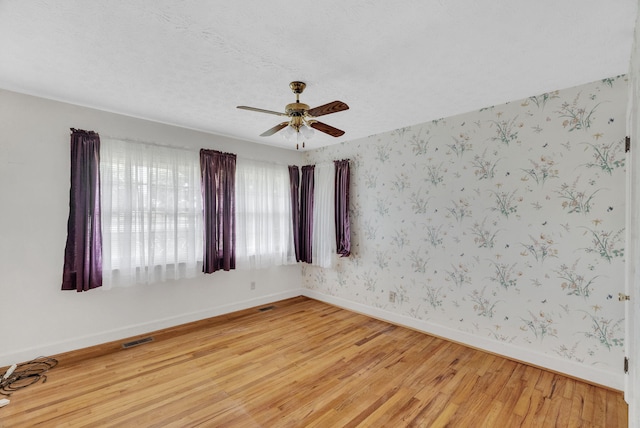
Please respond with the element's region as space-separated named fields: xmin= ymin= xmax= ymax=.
xmin=282 ymin=125 xmax=295 ymax=140
xmin=301 ymin=125 xmax=315 ymax=139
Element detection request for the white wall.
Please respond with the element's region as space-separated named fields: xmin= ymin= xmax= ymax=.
xmin=0 ymin=89 xmax=304 ymax=366
xmin=303 ymin=76 xmax=628 ymax=389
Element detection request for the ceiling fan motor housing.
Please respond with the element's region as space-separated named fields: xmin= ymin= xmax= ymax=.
xmin=286 ymin=102 xmax=309 ymax=115
xmin=288 ymin=113 xmax=305 ymax=131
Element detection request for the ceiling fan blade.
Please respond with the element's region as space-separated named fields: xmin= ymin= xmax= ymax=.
xmin=237 ymin=106 xmax=288 ymax=117
xmin=260 ymin=122 xmax=289 ymax=137
xmin=306 ymin=101 xmax=349 ymax=118
xmin=309 ymin=121 xmax=345 ymax=137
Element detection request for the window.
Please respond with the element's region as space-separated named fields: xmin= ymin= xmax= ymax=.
xmin=235 ymin=158 xmax=296 ymax=269
xmin=100 ymin=139 xmax=203 ymax=288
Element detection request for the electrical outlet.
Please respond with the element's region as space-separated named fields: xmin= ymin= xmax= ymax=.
xmin=389 ymin=291 xmax=396 ymax=303
xmin=250 ymin=281 xmax=256 ymax=290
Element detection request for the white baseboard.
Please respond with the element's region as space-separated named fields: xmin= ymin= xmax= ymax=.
xmin=302 ymin=289 xmax=624 ymax=391
xmin=0 ymin=288 xmax=305 ymax=367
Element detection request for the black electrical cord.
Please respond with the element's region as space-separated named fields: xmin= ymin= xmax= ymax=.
xmin=0 ymin=356 xmax=58 ymax=396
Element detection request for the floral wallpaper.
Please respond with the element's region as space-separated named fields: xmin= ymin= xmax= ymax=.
xmin=303 ymin=76 xmax=627 ymax=375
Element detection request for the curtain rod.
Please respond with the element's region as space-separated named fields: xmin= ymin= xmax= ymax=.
xmin=304 ymin=159 xmax=352 ymax=167
xmin=102 ymin=134 xmax=195 ymax=152
xmin=101 ymin=134 xmax=305 ymax=167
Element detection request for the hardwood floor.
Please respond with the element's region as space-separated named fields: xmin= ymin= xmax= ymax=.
xmin=0 ymin=297 xmax=628 ymax=427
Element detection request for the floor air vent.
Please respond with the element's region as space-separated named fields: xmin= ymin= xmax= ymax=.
xmin=258 ymin=305 xmax=275 ymax=312
xmin=122 ymin=337 xmax=154 ymax=349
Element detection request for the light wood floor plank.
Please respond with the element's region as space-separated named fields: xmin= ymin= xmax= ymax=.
xmin=0 ymin=296 xmax=627 ymax=427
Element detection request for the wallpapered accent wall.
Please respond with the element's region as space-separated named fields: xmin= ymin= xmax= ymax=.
xmin=303 ymin=76 xmax=627 ymax=375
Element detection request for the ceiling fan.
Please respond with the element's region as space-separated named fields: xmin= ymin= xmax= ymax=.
xmin=237 ymin=81 xmax=349 ymax=149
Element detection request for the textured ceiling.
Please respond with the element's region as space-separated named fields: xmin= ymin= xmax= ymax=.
xmin=0 ymin=1 xmax=636 ymax=151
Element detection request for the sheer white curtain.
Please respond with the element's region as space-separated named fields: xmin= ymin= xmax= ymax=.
xmin=100 ymin=139 xmax=203 ymax=288
xmin=312 ymin=163 xmax=336 ymax=268
xmin=235 ymin=158 xmax=296 ymax=269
